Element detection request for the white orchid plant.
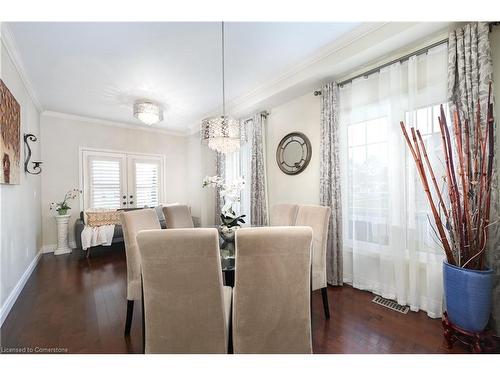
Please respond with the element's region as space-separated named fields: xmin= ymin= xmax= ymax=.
xmin=49 ymin=188 xmax=81 ymax=215
xmin=203 ymin=175 xmax=246 ymax=228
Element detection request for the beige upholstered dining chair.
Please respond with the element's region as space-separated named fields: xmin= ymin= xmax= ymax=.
xmin=270 ymin=203 xmax=299 ymax=226
xmin=162 ymin=204 xmax=194 ymax=228
xmin=295 ymin=204 xmax=332 ymax=319
xmin=120 ymin=209 xmax=161 ymax=336
xmin=137 ymin=228 xmax=232 ymax=354
xmin=232 ymin=226 xmax=313 ymax=354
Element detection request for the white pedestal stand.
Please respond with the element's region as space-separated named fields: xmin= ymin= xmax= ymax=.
xmin=54 ymin=214 xmax=72 ymax=255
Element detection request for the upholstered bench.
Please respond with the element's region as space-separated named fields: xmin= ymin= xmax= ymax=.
xmin=74 ymin=206 xmax=167 ymax=255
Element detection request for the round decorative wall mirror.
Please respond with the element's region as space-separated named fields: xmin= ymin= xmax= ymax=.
xmin=276 ymin=132 xmax=312 ymax=175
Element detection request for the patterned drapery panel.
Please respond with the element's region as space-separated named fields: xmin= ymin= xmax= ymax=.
xmin=250 ymin=113 xmax=268 ymax=226
xmin=320 ymin=82 xmax=343 ymax=286
xmin=448 ymin=22 xmax=499 ymax=334
xmin=448 ymin=22 xmax=493 ymax=125
xmin=215 ymin=152 xmax=225 ymax=224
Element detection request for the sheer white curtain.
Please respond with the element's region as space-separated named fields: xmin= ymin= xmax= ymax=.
xmin=339 ymin=44 xmax=449 ymax=318
xmin=224 ymin=119 xmax=252 ymax=226
xmin=239 ymin=120 xmax=252 ymax=226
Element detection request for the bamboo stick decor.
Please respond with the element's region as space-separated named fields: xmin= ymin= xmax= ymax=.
xmin=400 ymin=82 xmax=495 ymax=270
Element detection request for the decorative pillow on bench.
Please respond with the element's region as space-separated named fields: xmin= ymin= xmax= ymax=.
xmin=85 ymin=210 xmax=121 ymax=227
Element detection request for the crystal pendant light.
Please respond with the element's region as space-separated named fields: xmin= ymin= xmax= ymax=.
xmin=201 ymin=22 xmax=241 ymax=154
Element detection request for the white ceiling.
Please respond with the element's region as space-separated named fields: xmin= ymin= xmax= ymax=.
xmin=6 ymin=22 xmax=360 ymax=132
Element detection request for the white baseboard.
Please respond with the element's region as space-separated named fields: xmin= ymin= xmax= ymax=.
xmin=41 ymin=241 xmax=77 ymax=254
xmin=0 ymin=250 xmax=42 ymax=327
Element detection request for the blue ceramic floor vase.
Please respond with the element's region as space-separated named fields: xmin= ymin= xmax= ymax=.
xmin=443 ymin=261 xmax=493 ymax=333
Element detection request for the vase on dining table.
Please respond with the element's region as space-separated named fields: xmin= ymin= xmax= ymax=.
xmin=219 ymin=225 xmax=237 ymax=271
xmin=219 ymin=224 xmax=239 ymax=243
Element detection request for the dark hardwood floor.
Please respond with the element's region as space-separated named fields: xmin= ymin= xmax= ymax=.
xmin=0 ymin=246 xmax=474 ymax=354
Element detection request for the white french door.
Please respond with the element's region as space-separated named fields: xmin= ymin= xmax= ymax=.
xmin=81 ymin=149 xmax=165 ymax=210
xmin=127 ymin=155 xmax=162 ymax=209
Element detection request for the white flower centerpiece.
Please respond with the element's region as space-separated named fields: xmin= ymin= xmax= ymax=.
xmin=203 ymin=175 xmax=246 ymax=242
xmin=49 ymin=189 xmax=81 ymax=216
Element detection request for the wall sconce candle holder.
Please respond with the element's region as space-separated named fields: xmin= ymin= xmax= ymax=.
xmin=24 ymin=133 xmax=42 ymax=175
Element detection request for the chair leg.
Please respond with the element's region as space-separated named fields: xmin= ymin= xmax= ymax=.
xmin=142 ymin=284 xmax=145 ymax=354
xmin=124 ymin=300 xmax=134 ymax=336
xmin=321 ymin=287 xmax=330 ymax=320
xmin=310 ymin=289 xmax=313 ymax=333
xmin=227 ymin=302 xmax=233 ymax=354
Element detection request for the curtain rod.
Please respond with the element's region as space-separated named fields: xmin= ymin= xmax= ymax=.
xmin=339 ymin=38 xmax=449 ymax=88
xmin=313 ymin=38 xmax=448 ymax=95
xmin=315 ymin=22 xmax=500 ymax=95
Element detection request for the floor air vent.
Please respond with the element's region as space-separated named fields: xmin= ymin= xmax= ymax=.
xmin=372 ymin=296 xmax=409 ymax=314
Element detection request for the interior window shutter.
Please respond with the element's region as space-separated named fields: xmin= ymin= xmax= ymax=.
xmin=89 ymin=158 xmax=122 ymax=209
xmin=135 ymin=162 xmax=159 ymax=208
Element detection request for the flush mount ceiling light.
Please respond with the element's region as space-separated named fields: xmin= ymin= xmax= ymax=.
xmin=201 ymin=22 xmax=241 ymax=154
xmin=133 ymin=100 xmax=163 ymax=125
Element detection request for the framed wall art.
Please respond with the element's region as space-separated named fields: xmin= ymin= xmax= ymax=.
xmin=0 ymin=79 xmax=21 ymax=184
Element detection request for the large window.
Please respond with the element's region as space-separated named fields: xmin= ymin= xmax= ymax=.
xmin=81 ymin=149 xmax=165 ymax=210
xmin=405 ymin=103 xmax=450 ymax=253
xmin=347 ymin=117 xmax=389 ymax=246
xmin=345 ymin=104 xmax=451 ymax=250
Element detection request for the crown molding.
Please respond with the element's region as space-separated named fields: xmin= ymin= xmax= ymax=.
xmin=1 ymin=23 xmax=43 ymax=111
xmin=42 ymin=110 xmax=188 ymax=137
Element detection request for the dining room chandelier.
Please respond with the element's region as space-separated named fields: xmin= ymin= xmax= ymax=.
xmin=201 ymin=22 xmax=241 ymax=154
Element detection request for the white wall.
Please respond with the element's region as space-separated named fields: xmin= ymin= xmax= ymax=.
xmin=0 ymin=40 xmax=42 ymax=320
xmin=40 ymin=114 xmax=189 ymax=248
xmin=186 ymin=132 xmax=218 ymax=227
xmin=265 ymin=92 xmax=321 ymax=211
